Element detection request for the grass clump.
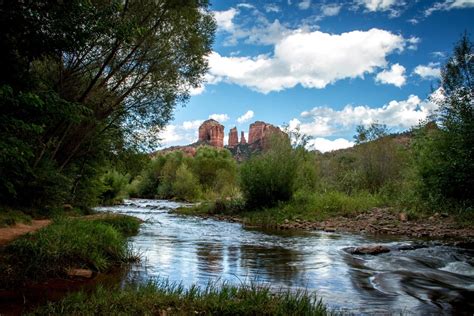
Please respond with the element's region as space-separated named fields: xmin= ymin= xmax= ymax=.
xmin=30 ymin=282 xmax=328 ymax=315
xmin=0 ymin=209 xmax=32 ymax=227
xmin=2 ymin=217 xmax=138 ymax=284
xmin=92 ymin=214 xmax=142 ymax=236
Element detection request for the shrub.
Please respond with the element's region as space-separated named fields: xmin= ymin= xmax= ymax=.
xmin=172 ymin=164 xmax=201 ymax=201
xmin=240 ymin=136 xmax=297 ymax=208
xmin=0 ymin=209 xmax=32 ymax=227
xmin=99 ymin=170 xmax=130 ymax=205
xmin=191 ymin=147 xmax=238 ymax=190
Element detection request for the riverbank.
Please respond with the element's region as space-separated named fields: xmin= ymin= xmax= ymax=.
xmin=177 ymin=204 xmax=474 ymax=240
xmin=0 ymin=214 xmax=142 ymax=314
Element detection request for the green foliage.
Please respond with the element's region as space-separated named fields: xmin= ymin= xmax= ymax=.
xmin=0 ymin=209 xmax=32 ymax=227
xmin=92 ymin=215 xmax=142 ymax=237
xmin=414 ymin=34 xmax=474 ymax=210
xmin=99 ymin=170 xmax=130 ymax=205
xmin=192 ymin=147 xmax=237 ymax=190
xmin=0 ymin=1 xmax=215 ymax=210
xmin=3 ymin=218 xmax=138 ymax=283
xmin=172 ymin=164 xmax=202 ymax=201
xmin=132 ymin=147 xmax=239 ymax=202
xmin=240 ymin=136 xmax=297 ymax=208
xmin=354 ymin=122 xmax=389 ymax=144
xmin=30 ymin=282 xmax=328 ymax=316
xmin=318 ymin=137 xmax=407 ymax=195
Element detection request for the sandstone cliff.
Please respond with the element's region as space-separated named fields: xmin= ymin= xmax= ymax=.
xmin=198 ymin=119 xmax=224 ymax=147
xmin=228 ymin=127 xmax=238 ymax=148
xmin=158 ymin=120 xmax=286 ymax=160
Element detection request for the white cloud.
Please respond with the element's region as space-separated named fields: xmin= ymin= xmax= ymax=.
xmin=407 ymin=36 xmax=420 ymax=50
xmin=309 ymin=138 xmax=355 ymax=153
xmin=431 ymin=51 xmax=446 ymax=58
xmin=294 ymin=94 xmax=438 ymax=139
xmin=375 ymin=63 xmax=406 ymax=87
xmin=413 ymin=62 xmax=441 ymax=79
xmin=182 ymin=120 xmax=204 ymax=130
xmin=321 ymin=3 xmax=342 ymax=16
xmin=215 ymin=7 xmax=291 ymax=46
xmin=237 ymin=3 xmax=255 ymax=9
xmin=289 ymin=118 xmax=334 ymax=137
xmin=214 ymin=8 xmax=238 ymax=32
xmin=207 ymin=28 xmax=406 ymax=93
xmin=208 ymin=113 xmax=230 ymax=122
xmin=356 ymin=0 xmax=406 ymax=17
xmin=425 ymin=0 xmax=474 ymax=16
xmin=189 ymin=85 xmax=206 ymax=96
xmin=265 ymin=4 xmax=281 ymax=13
xmin=299 ymin=0 xmax=311 ymax=10
xmin=246 ymin=19 xmax=291 ymax=45
xmin=237 ymin=110 xmax=255 ymax=123
xmin=158 ymin=122 xmax=201 ymax=146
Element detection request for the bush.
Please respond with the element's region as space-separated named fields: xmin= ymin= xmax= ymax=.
xmin=99 ymin=170 xmax=130 ymax=205
xmin=0 ymin=209 xmax=32 ymax=227
xmin=240 ymin=136 xmax=297 ymax=208
xmin=172 ymin=164 xmax=201 ymax=201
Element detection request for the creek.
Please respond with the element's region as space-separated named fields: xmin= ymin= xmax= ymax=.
xmin=97 ymin=199 xmax=474 ymax=315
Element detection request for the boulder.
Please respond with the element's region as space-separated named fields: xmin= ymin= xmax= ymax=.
xmin=346 ymin=245 xmax=390 ymax=255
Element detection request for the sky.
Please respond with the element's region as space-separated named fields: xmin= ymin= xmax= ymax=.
xmin=158 ymin=0 xmax=473 ymax=152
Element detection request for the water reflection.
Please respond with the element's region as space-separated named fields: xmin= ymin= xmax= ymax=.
xmin=97 ymin=199 xmax=474 ymax=314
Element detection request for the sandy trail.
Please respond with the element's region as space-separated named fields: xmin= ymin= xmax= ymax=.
xmin=0 ymin=220 xmax=51 ymax=246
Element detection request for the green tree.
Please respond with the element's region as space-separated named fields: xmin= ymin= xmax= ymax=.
xmin=191 ymin=147 xmax=237 ymax=190
xmin=0 ymin=1 xmax=215 ymax=208
xmin=354 ymin=122 xmax=389 ymax=144
xmin=240 ymin=135 xmax=297 ymax=208
xmin=415 ymin=33 xmax=473 ymax=208
xmin=172 ymin=164 xmax=201 ymax=201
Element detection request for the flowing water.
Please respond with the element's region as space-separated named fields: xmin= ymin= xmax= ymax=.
xmin=97 ymin=199 xmax=474 ymax=315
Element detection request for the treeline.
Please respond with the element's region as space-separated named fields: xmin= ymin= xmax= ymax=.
xmin=0 ymin=1 xmax=215 ymax=212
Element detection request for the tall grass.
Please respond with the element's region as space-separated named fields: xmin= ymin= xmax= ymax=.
xmin=0 ymin=209 xmax=32 ymax=227
xmin=2 ymin=217 xmax=139 ymax=284
xmin=29 ymin=282 xmax=328 ymax=315
xmin=92 ymin=214 xmax=141 ymax=236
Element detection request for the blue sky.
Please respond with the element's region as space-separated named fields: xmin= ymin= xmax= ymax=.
xmin=159 ymin=0 xmax=473 ymax=152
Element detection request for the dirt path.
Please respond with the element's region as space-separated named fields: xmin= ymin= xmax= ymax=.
xmin=0 ymin=220 xmax=51 ymax=246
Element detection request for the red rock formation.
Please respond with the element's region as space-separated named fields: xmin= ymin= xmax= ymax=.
xmin=228 ymin=127 xmax=238 ymax=148
xmin=248 ymin=121 xmax=285 ymax=148
xmin=240 ymin=131 xmax=247 ymax=145
xmin=198 ymin=119 xmax=224 ymax=147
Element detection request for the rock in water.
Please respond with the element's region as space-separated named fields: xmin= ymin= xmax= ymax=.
xmin=346 ymin=245 xmax=390 ymax=255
